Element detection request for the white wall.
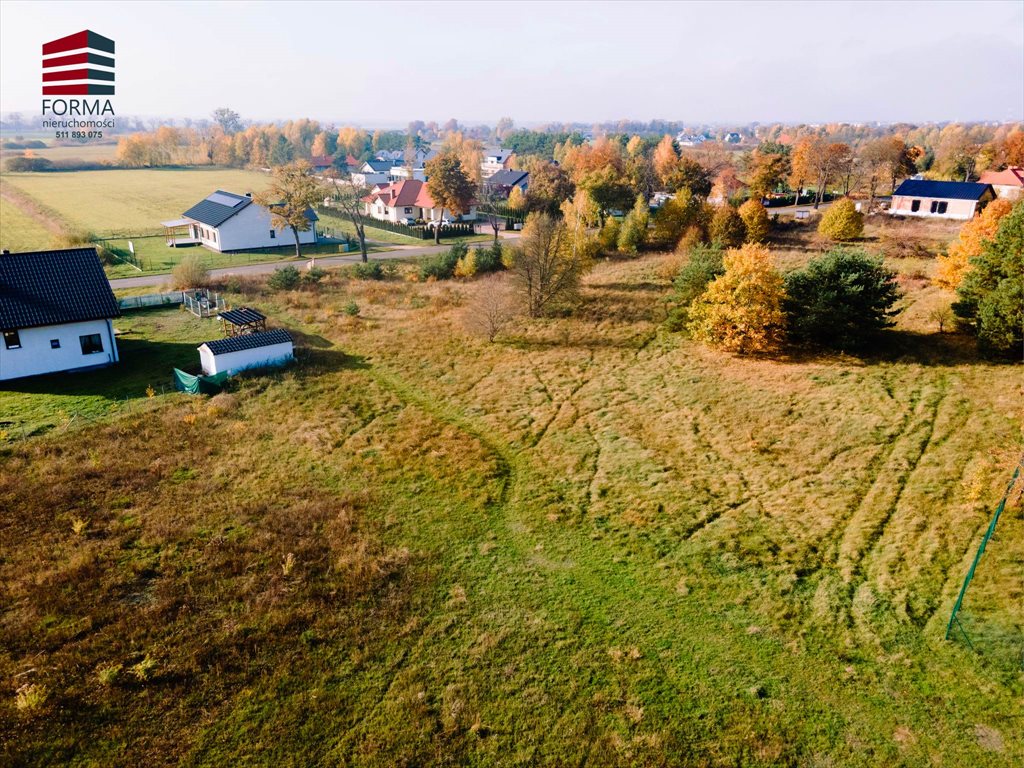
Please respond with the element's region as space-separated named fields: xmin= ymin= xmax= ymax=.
xmin=0 ymin=318 xmax=118 ymax=381
xmin=199 ymin=341 xmax=294 ymax=376
xmin=210 ymin=203 xmax=317 ymax=252
xmin=889 ymin=196 xmax=979 ymax=220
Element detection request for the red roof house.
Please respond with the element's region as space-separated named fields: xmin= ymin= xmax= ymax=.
xmin=978 ymin=166 xmax=1024 ymax=200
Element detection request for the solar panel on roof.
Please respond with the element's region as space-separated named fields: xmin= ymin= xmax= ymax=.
xmin=206 ymin=192 xmax=243 ymax=207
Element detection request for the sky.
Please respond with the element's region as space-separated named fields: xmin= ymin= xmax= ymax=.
xmin=1 ymin=0 xmax=1022 ymax=127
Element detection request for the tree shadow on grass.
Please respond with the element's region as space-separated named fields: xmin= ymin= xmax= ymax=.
xmin=773 ymin=330 xmax=1015 ymax=369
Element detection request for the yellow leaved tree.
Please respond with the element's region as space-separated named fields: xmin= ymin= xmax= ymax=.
xmin=934 ymin=199 xmax=1015 ymax=290
xmin=688 ymin=243 xmax=786 ymax=354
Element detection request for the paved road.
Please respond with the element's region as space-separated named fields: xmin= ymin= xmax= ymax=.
xmin=107 ymin=235 xmax=515 ymax=289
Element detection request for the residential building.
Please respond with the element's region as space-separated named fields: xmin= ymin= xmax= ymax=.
xmin=889 ymin=180 xmax=995 ymax=220
xmin=309 ymin=155 xmax=334 ymax=174
xmin=675 ymin=132 xmax=707 ymax=147
xmin=351 ymin=159 xmax=399 ymax=186
xmin=481 ymin=149 xmax=516 ymax=179
xmin=361 ymin=179 xmax=476 ymax=223
xmin=168 ymin=190 xmax=318 ymax=252
xmin=484 ymin=169 xmax=529 ymax=198
xmin=978 ymin=166 xmax=1024 ymax=200
xmin=0 ymin=247 xmax=120 ymax=381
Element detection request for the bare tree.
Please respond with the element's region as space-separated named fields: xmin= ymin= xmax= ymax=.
xmin=476 ymin=181 xmax=506 ymax=243
xmin=462 ymin=274 xmax=519 ymax=342
xmin=330 ymin=179 xmax=372 ymax=263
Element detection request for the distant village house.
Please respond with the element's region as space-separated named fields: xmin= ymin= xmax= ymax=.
xmin=361 ymin=180 xmax=477 ymax=224
xmin=978 ymin=166 xmax=1024 ymax=200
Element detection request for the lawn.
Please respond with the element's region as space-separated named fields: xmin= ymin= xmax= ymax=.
xmin=0 ymin=307 xmax=219 ymax=437
xmin=318 ymin=209 xmax=494 ymax=246
xmin=0 ymin=195 xmax=52 ymax=252
xmin=99 ymin=236 xmax=359 ymax=279
xmin=0 ymin=231 xmax=1021 ymax=766
xmin=0 ymin=167 xmax=272 ymax=236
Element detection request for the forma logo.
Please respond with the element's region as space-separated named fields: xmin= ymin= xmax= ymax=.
xmin=42 ymin=30 xmax=115 ymax=96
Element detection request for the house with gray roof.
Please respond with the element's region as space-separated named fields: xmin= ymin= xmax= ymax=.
xmin=0 ymin=247 xmax=120 ymax=381
xmin=164 ymin=190 xmax=318 ymax=252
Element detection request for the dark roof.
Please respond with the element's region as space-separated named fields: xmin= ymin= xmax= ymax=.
xmin=219 ymin=307 xmax=266 ymax=326
xmin=893 ymin=179 xmax=993 ymax=201
xmin=487 ymin=169 xmax=528 ymax=187
xmin=200 ymin=328 xmax=292 ymax=355
xmin=364 ymin=160 xmax=397 ymax=172
xmin=0 ymin=247 xmax=119 ymax=330
xmin=183 ymin=190 xmax=253 ymax=227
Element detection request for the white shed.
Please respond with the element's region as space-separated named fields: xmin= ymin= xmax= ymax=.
xmin=198 ymin=329 xmax=293 ymax=376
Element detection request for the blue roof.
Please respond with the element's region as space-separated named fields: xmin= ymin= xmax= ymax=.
xmin=200 ymin=328 xmax=292 ymax=355
xmin=893 ymin=179 xmax=993 ymax=201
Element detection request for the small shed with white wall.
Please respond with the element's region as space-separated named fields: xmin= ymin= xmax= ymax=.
xmin=198 ymin=328 xmax=293 ymax=376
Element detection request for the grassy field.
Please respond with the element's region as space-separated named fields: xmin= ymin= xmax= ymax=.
xmin=0 ymin=195 xmax=53 ymax=252
xmin=0 ymin=168 xmax=272 ymax=236
xmin=0 ymin=224 xmax=1021 ymax=766
xmin=99 ymin=237 xmax=361 ymax=279
xmin=0 ymin=143 xmax=119 ymax=164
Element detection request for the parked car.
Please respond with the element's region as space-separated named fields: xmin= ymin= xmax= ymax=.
xmin=398 ymin=217 xmax=416 ymax=226
xmin=426 ymin=217 xmax=454 ymax=230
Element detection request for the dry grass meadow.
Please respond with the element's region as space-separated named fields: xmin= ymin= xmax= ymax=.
xmin=1 ymin=218 xmax=1022 ymax=766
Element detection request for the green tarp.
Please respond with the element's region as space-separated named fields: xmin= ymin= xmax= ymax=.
xmin=173 ymin=368 xmax=230 ymax=395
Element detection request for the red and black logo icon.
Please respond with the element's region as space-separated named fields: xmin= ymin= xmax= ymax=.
xmin=42 ymin=30 xmax=115 ymax=96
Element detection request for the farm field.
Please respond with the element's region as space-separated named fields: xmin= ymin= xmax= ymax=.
xmin=1 ymin=231 xmax=1021 ymax=766
xmin=0 ymin=142 xmax=119 ymax=164
xmin=0 ymin=195 xmax=52 ymax=252
xmin=0 ymin=167 xmax=272 ymax=236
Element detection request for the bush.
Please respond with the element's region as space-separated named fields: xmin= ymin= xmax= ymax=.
xmin=818 ymin=198 xmax=864 ymax=241
xmin=688 ymin=244 xmax=786 ymax=354
xmin=462 ymin=275 xmax=519 ymax=341
xmin=935 ymin=199 xmax=1014 ymax=290
xmin=598 ymin=217 xmax=621 ymax=253
xmin=617 ymin=195 xmax=650 ymax=255
xmin=302 ymin=266 xmax=327 ymax=286
xmin=738 ymin=199 xmax=770 ymax=244
xmin=5 ymin=156 xmax=53 ymax=172
xmin=667 ymin=244 xmax=724 ymax=329
xmin=473 ymin=241 xmax=504 ymax=274
xmin=267 ymin=265 xmax=301 ymax=290
xmin=343 ymin=301 xmax=360 ymax=317
xmin=784 ymin=248 xmax=901 ymax=351
xmin=953 ymin=202 xmax=1023 ymax=357
xmin=675 ymin=225 xmax=706 ymax=254
xmin=171 ymin=254 xmax=210 ymax=289
xmin=419 ymin=241 xmax=467 ymax=281
xmin=454 ymin=249 xmax=478 ymax=279
xmin=351 ymin=261 xmax=385 ymax=280
xmin=709 ymin=205 xmax=746 ymax=248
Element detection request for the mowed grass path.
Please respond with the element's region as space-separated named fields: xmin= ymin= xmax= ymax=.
xmin=1 ymin=254 xmax=1021 ymax=766
xmin=0 ymin=168 xmax=272 ymax=236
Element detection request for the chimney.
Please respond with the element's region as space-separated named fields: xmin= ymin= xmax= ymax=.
xmin=2 ymin=249 xmax=9 ymax=255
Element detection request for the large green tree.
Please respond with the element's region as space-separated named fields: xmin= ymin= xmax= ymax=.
xmin=953 ymin=202 xmax=1024 ymax=357
xmin=784 ymin=248 xmax=901 ymax=351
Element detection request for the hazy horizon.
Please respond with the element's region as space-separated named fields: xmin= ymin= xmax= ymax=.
xmin=1 ymin=0 xmax=1022 ymax=126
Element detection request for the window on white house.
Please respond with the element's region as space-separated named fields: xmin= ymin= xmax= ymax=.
xmin=212 ymin=231 xmax=217 ymax=243
xmin=911 ymin=200 xmax=921 ymax=212
xmin=937 ymin=202 xmax=948 ymax=214
xmin=50 ymin=339 xmax=60 ymax=349
xmin=3 ymin=330 xmax=21 ymax=349
xmin=79 ymin=334 xmax=103 ymax=355
xmin=270 ymin=229 xmax=276 ymax=239
xmin=405 ymin=207 xmax=413 ymax=213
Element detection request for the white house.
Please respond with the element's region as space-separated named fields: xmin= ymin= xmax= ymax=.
xmin=0 ymin=247 xmax=120 ymax=381
xmin=198 ymin=328 xmax=294 ymax=376
xmin=889 ymin=180 xmax=996 ymax=220
xmin=675 ymin=132 xmax=707 ymax=147
xmin=167 ymin=190 xmax=318 ymax=252
xmin=361 ymin=180 xmax=477 ymax=224
xmin=978 ymin=166 xmax=1024 ymax=200
xmin=481 ymin=149 xmax=516 ymax=179
xmin=350 ymin=159 xmax=399 ymax=186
